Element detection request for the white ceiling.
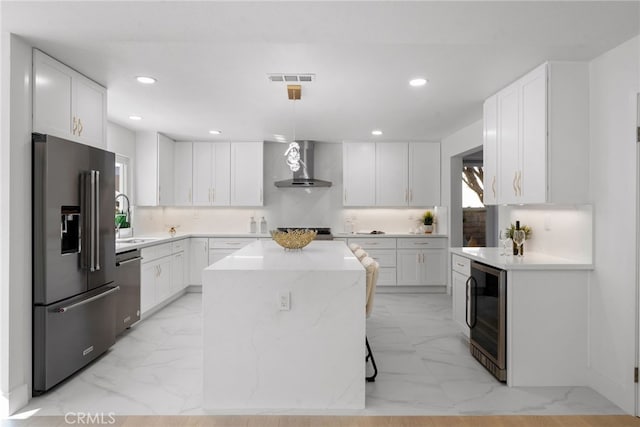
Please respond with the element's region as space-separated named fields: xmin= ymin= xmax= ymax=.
xmin=3 ymin=1 xmax=639 ymax=143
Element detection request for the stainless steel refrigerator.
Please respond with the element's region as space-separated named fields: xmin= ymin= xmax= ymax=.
xmin=32 ymin=133 xmax=119 ymax=394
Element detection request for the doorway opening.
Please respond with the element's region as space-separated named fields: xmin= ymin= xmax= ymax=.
xmin=461 ymin=149 xmax=497 ymax=247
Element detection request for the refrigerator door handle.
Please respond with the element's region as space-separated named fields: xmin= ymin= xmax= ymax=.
xmin=53 ymin=286 xmax=120 ymax=313
xmin=89 ymin=170 xmax=96 ymax=271
xmin=95 ymin=170 xmax=100 ymax=271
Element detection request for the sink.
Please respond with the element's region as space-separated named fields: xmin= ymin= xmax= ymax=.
xmin=116 ymin=237 xmax=160 ymax=244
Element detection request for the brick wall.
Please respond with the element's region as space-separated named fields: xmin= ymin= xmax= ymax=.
xmin=463 ymin=208 xmax=486 ymax=247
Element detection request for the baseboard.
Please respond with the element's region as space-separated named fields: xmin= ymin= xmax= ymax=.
xmin=0 ymin=382 xmax=29 ymax=417
xmin=376 ymin=286 xmax=447 ymax=294
xmin=186 ymin=285 xmax=202 ymax=293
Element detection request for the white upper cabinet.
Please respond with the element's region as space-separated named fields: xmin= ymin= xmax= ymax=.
xmin=483 ymin=61 xmax=589 ymax=205
xmin=409 ymin=142 xmax=440 ymax=207
xmin=497 ymin=81 xmax=521 ymax=205
xmin=343 ymin=142 xmax=376 ymax=206
xmin=230 ymin=142 xmax=263 ymax=206
xmin=376 ymin=143 xmax=408 ymax=206
xmin=190 ymin=141 xmax=262 ymax=207
xmin=135 ymin=131 xmax=175 ymax=206
xmin=33 ymin=49 xmax=106 ymax=149
xmin=173 ymin=142 xmax=193 ymax=206
xmin=344 ymin=141 xmax=440 ymax=207
xmin=482 ymin=96 xmax=498 ymax=205
xmin=193 ymin=142 xmax=231 ymax=206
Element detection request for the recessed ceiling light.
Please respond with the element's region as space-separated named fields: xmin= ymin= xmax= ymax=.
xmin=136 ymin=76 xmax=157 ymax=84
xmin=371 ymin=130 xmax=383 ymax=136
xmin=209 ymin=130 xmax=222 ymax=135
xmin=409 ymin=78 xmax=428 ymax=87
xmin=128 ymin=115 xmax=142 ymax=121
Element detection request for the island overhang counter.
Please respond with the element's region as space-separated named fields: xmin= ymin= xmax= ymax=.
xmin=202 ymin=239 xmax=366 ymax=410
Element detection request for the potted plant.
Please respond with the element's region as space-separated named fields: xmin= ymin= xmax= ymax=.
xmin=506 ymin=223 xmax=532 ymax=255
xmin=422 ymin=211 xmax=435 ymax=234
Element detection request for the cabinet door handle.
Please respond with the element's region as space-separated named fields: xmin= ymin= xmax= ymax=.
xmin=413 ymin=242 xmax=429 ymax=245
xmin=77 ymin=118 xmax=83 ymax=136
xmin=212 ymin=188 xmax=215 ymax=203
xmin=344 ymin=190 xmax=347 ymax=203
xmin=456 ymin=262 xmax=465 ymax=268
xmin=72 ymin=116 xmax=77 ymax=135
xmin=491 ymin=176 xmax=496 ymax=199
xmin=409 ymin=189 xmax=413 ymax=203
xmin=517 ymin=171 xmax=522 ymax=196
xmin=405 ymin=189 xmax=408 ymax=202
xmin=260 ymin=188 xmax=263 ymax=203
xmin=512 ymin=171 xmax=518 ymax=196
xmin=188 ymin=188 xmax=192 ymax=203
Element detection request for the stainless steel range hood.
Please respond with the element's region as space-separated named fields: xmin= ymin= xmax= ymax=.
xmin=274 ymin=140 xmax=332 ymax=188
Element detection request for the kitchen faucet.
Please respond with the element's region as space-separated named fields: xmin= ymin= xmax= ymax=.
xmin=115 ymin=193 xmax=131 ymax=238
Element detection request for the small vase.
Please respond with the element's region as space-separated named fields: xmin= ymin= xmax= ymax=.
xmin=424 ymin=224 xmax=433 ymax=234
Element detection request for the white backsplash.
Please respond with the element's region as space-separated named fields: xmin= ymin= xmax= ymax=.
xmin=134 ymin=142 xmax=446 ymax=235
xmin=499 ymin=204 xmax=593 ymax=262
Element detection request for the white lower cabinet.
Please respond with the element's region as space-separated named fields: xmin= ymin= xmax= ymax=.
xmin=347 ymin=238 xmax=397 ymax=286
xmin=396 ymin=238 xmax=446 ymax=287
xmin=346 ymin=236 xmax=447 ymax=288
xmin=140 ymin=239 xmax=189 ymax=316
xmin=189 ymin=238 xmax=209 ymax=285
xmin=451 ymin=254 xmax=471 ymax=337
xmin=141 ymin=255 xmax=171 ymax=315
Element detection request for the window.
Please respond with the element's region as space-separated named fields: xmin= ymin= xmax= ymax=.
xmin=115 ymin=154 xmax=130 ymax=212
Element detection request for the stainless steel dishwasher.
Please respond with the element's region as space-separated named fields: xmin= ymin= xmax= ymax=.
xmin=115 ymin=249 xmax=142 ymax=335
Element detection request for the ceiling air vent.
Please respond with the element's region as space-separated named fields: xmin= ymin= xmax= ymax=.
xmin=268 ymin=73 xmax=315 ymax=83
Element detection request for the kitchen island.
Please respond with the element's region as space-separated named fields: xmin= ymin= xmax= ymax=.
xmin=202 ymin=239 xmax=366 ymax=410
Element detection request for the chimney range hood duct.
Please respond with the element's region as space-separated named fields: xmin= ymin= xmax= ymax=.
xmin=274 ymin=140 xmax=332 ymax=188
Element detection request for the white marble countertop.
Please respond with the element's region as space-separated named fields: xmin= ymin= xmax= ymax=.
xmin=207 ymin=240 xmax=363 ymax=272
xmin=115 ymin=232 xmax=271 ymax=253
xmin=450 ymin=247 xmax=593 ymax=270
xmin=115 ymin=231 xmax=449 ymax=253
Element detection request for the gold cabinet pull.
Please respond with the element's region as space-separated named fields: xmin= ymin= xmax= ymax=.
xmin=512 ymin=171 xmax=518 ymax=196
xmin=77 ymin=118 xmax=83 ymax=136
xmin=491 ymin=176 xmax=496 ymax=199
xmin=72 ymin=116 xmax=78 ymax=135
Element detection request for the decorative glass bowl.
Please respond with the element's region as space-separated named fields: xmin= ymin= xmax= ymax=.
xmin=270 ymin=229 xmax=317 ymax=250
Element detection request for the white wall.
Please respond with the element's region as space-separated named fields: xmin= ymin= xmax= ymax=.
xmin=441 ymin=120 xmax=483 ymax=247
xmin=0 ymin=33 xmax=32 ymax=416
xmin=107 ymin=121 xmax=136 ymax=160
xmin=136 ymin=142 xmax=442 ymax=236
xmin=587 ymin=35 xmax=639 ymax=414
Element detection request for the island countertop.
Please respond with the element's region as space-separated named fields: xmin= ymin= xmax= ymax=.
xmin=208 ymin=239 xmax=363 ymax=272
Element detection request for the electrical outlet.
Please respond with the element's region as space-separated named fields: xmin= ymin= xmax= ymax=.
xmin=278 ymin=291 xmax=290 ymax=311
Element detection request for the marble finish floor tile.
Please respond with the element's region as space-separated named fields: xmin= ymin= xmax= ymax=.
xmin=15 ymin=292 xmax=624 ymax=417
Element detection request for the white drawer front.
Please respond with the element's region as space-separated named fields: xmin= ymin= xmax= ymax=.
xmin=452 ymin=254 xmax=470 ymax=275
xmin=209 ymin=237 xmax=255 ymax=249
xmin=377 ymin=267 xmax=397 ymax=287
xmin=367 ymin=249 xmax=396 ymax=268
xmin=347 ymin=237 xmax=396 ymax=250
xmin=141 ymin=243 xmax=172 ymax=263
xmin=397 ymin=238 xmax=446 ymax=249
xmin=172 ymin=239 xmax=186 ymax=253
